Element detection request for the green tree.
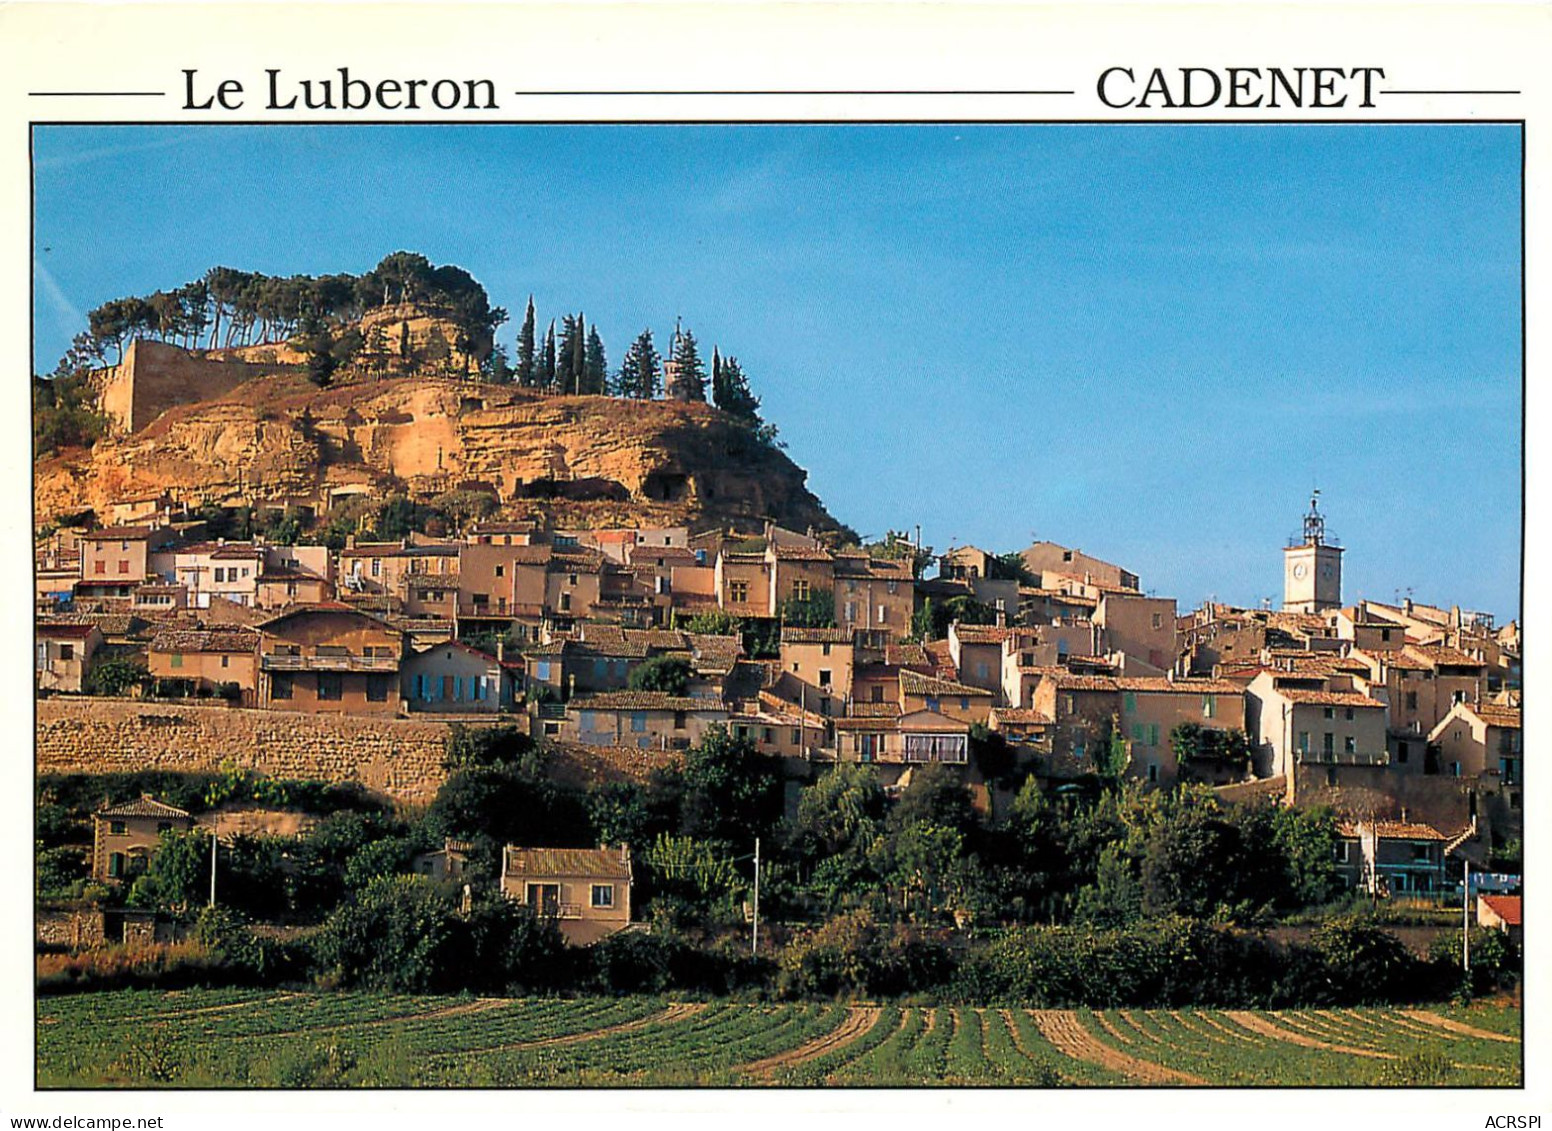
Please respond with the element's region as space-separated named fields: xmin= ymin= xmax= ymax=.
xmin=584 ymin=324 xmax=609 ymax=395
xmin=85 ymin=658 xmax=148 ymax=697
xmin=712 ymin=351 xmax=761 ymax=421
xmin=515 ymin=295 xmax=537 ymax=386
xmin=555 ymin=313 xmax=583 ymax=393
xmin=127 ymin=829 xmax=212 ymax=911
xmin=312 ymin=876 xmax=460 ymax=992
xmin=541 ymin=319 xmax=557 ymax=388
xmin=667 ymin=322 xmax=706 ymax=401
xmin=617 ymin=329 xmax=661 ymax=399
xmin=679 ymin=608 xmax=740 ymax=636
xmin=778 ymin=587 xmax=837 ymax=628
xmin=626 ymin=655 xmax=692 ymax=696
xmin=677 ymin=726 xmax=785 ymax=846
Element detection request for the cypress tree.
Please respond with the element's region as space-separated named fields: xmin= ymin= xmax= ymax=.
xmin=516 ymin=295 xmax=536 ymax=386
xmin=585 ymin=324 xmax=608 ymax=395
xmin=714 ymin=354 xmax=761 ymax=422
xmin=541 ymin=320 xmax=557 ymax=389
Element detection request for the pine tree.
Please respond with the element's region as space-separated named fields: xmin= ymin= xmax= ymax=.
xmin=618 ymin=329 xmax=661 ymax=399
xmin=541 ymin=320 xmax=557 ymax=388
xmin=585 ymin=324 xmax=608 ymax=395
xmin=667 ymin=321 xmax=706 ymax=402
xmin=556 ymin=314 xmax=582 ymax=393
xmin=714 ymin=354 xmax=761 ymax=422
xmin=516 ymin=295 xmax=536 ymax=386
xmin=571 ymin=313 xmax=587 ymax=394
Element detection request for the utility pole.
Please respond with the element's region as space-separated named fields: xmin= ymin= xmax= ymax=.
xmin=1462 ymin=858 xmax=1471 ymax=975
xmin=208 ymin=831 xmax=217 ymax=909
xmin=751 ymin=836 xmax=761 ymax=956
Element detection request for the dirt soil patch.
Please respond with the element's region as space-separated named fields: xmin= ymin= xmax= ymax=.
xmin=1400 ymin=1010 xmax=1519 ymax=1044
xmin=1224 ymin=1011 xmax=1392 ymax=1059
xmin=740 ymin=1006 xmax=882 ymax=1076
xmin=1029 ymin=1011 xmax=1203 ymax=1085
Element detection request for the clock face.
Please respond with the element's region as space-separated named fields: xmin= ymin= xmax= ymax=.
xmin=1292 ymin=562 xmax=1308 ymax=580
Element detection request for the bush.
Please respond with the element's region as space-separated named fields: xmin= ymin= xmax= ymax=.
xmin=777 ymin=909 xmax=953 ymax=999
xmin=86 ymin=658 xmax=148 ymax=697
xmin=1309 ymin=915 xmax=1420 ymax=1004
xmin=36 ymin=844 xmax=88 ymax=896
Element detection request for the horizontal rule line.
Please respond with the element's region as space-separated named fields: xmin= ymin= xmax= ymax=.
xmin=1383 ymin=89 xmax=1520 ymax=96
xmin=513 ymin=90 xmax=1078 ymax=97
xmin=29 ymin=91 xmax=167 ymax=97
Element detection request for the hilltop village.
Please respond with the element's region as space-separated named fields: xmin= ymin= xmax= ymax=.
xmin=32 ymin=264 xmax=1522 ymax=1012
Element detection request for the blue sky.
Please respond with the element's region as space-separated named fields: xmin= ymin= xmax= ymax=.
xmin=32 ymin=124 xmax=1522 ymax=620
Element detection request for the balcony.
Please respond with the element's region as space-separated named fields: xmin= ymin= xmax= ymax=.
xmin=1295 ymin=749 xmax=1389 ymax=767
xmin=261 ymin=652 xmax=400 ymax=673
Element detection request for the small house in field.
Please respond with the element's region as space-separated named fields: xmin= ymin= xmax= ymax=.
xmin=91 ymin=795 xmax=195 ymax=882
xmin=1477 ymin=894 xmax=1522 ymax=947
xmin=411 ymin=838 xmax=474 ymax=884
xmin=500 ymin=844 xmax=632 ymax=945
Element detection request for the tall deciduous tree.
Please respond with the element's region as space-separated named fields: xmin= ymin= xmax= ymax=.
xmin=516 ymin=295 xmax=536 ymax=386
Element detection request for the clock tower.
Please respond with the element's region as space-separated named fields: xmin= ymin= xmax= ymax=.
xmin=1283 ymin=492 xmax=1343 ymax=613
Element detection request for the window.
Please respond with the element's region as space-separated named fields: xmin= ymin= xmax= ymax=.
xmin=1295 ymin=732 xmax=1310 ymax=754
xmin=1147 ymin=763 xmax=1159 ymax=783
xmin=560 ymin=593 xmax=572 ymax=612
xmin=1132 ymin=723 xmax=1145 ymax=742
xmin=729 ymin=580 xmax=749 ymax=604
xmin=1334 ymin=842 xmax=1350 ymax=862
xmin=630 ymin=712 xmax=647 ymax=733
xmin=1151 ymin=613 xmax=1162 ymax=630
xmin=366 ymin=674 xmax=391 ymax=702
xmin=844 ymin=601 xmax=856 ymax=622
xmin=170 ymin=653 xmax=183 ymax=669
xmin=763 ymin=727 xmax=773 ymax=743
xmin=792 ymin=729 xmax=802 ymax=745
xmin=1510 ymin=791 xmax=1521 ymax=811
xmin=1381 ymin=628 xmax=1392 ymax=642
xmin=371 ymin=559 xmax=381 ymax=577
xmin=1323 ymin=707 xmax=1335 ymax=719
xmin=1405 ymin=691 xmax=1418 ymax=711
xmin=118 ymin=560 xmax=130 ymax=574
xmin=316 ymin=673 xmax=343 ymax=701
xmin=820 ymin=697 xmax=832 ymax=716
xmin=793 ymin=579 xmax=811 ymax=602
xmin=1450 ymin=762 xmax=1461 ymax=778
xmin=1123 ymin=691 xmax=1137 ymax=712
xmin=156 ymin=822 xmax=172 ymax=834
xmin=819 ymin=669 xmax=833 ymax=688
xmin=1344 ymin=736 xmax=1356 ymax=754
xmin=1062 ymin=694 xmax=1075 ymax=714
xmin=59 ymin=643 xmax=74 ymax=662
xmin=871 ymin=685 xmax=884 ymax=703
xmin=821 ymin=642 xmax=832 ymax=656
xmin=1203 ymin=694 xmax=1216 ymax=718
xmin=1344 ymin=707 xmax=1355 ymax=721
xmin=591 ymin=884 xmax=615 ymax=908
xmin=220 ymin=655 xmax=230 ymax=668
xmin=495 ymin=565 xmax=505 ymax=577
xmin=1323 ymin=732 xmax=1334 ymax=754
xmin=960 ymin=697 xmax=970 ymax=712
xmin=94 ymin=561 xmax=105 ymax=575
xmin=1411 ymin=843 xmax=1431 ymax=862
xmin=673 ymin=711 xmax=687 ymax=730
xmin=1397 ymin=741 xmax=1409 ymax=764
xmin=878 ymin=605 xmax=888 ymax=623
xmin=271 ymin=674 xmax=293 ymax=700
xmin=110 ymin=820 xmax=127 ymax=836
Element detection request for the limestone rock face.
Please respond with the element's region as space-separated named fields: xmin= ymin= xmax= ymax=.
xmin=35 ymin=374 xmax=844 ymax=534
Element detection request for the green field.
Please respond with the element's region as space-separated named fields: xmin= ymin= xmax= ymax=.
xmin=36 ymin=990 xmax=1522 ymax=1088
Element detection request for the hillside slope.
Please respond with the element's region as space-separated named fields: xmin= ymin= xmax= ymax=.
xmin=35 ymin=373 xmax=845 ymax=535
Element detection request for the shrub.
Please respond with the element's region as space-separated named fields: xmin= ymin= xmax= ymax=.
xmin=777 ymin=909 xmax=953 ymax=999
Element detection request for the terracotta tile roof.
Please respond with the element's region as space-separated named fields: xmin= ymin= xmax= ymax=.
xmin=1480 ymin=895 xmax=1522 ymax=926
xmin=1116 ymin=677 xmax=1243 ymax=695
xmin=1410 ymin=644 xmax=1487 ymax=669
xmin=42 ymin=612 xmax=143 ymax=637
xmin=990 ymin=707 xmax=1053 ymax=725
xmin=405 ymin=574 xmax=457 ymax=590
xmin=522 ymin=640 xmax=568 ymax=658
xmin=86 ymin=525 xmax=154 ymax=540
xmin=36 ymin=622 xmax=98 ymax=639
xmin=469 ymin=521 xmax=541 ymax=534
xmin=150 ymin=628 xmax=259 ymax=653
xmin=96 ymin=795 xmax=192 ymax=819
xmin=571 ymin=691 xmax=724 ymax=713
xmin=1335 ymin=820 xmax=1450 ymax=842
xmin=953 ymin=625 xmax=1012 ymax=645
xmin=720 ymin=551 xmax=767 ymax=565
xmin=1473 ymin=704 xmax=1521 ymax=729
xmin=771 ymin=544 xmax=833 ymax=562
xmin=885 ymin=642 xmax=931 ymax=670
xmin=1277 ymin=689 xmax=1386 ymax=708
xmin=833 ymin=715 xmax=900 ymax=731
xmin=899 ymin=669 xmax=994 ymax=699
xmin=502 ymin=845 xmax=631 ymax=881
xmin=781 ymin=627 xmax=853 ymax=645
xmin=1050 ymin=673 xmax=1121 ymax=692
xmin=849 ymin=701 xmax=901 ymax=718
xmin=210 ymin=545 xmax=264 ymax=560
xmin=687 ymin=633 xmax=741 ymax=674
xmin=549 ymin=547 xmax=608 ymax=572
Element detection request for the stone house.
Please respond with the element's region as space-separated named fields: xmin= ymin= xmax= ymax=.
xmin=1031 ymin=671 xmax=1121 ymax=765
xmin=92 ymin=795 xmax=195 ymax=882
xmin=1477 ymin=894 xmax=1522 ymax=947
xmin=564 ymin=691 xmax=727 ymax=750
xmin=401 ymin=639 xmax=519 ymax=712
xmin=256 ymin=604 xmax=406 ymax=716
xmin=1116 ymin=677 xmax=1248 ymax=786
xmin=36 ymin=622 xmax=103 ymax=693
xmin=79 ymin=525 xmax=177 ymax=597
xmin=898 ymin=669 xmax=994 ymax=726
xmin=832 ymin=709 xmax=971 ymax=766
xmin=766 ymin=542 xmax=836 ymax=616
xmin=412 ymin=838 xmax=474 ymax=884
xmin=832 ymin=553 xmax=913 ymax=637
xmin=715 ymin=550 xmax=773 ymax=618
xmin=147 ymin=627 xmax=260 ymax=700
xmin=1244 ymin=671 xmax=1389 ymax=779
xmin=1355 ymin=644 xmax=1486 ymax=740
xmin=1429 ymin=702 xmax=1521 ymax=784
xmin=501 ymin=844 xmax=633 ymax=945
xmin=1095 ymin=593 xmax=1178 ymax=675
xmin=1332 ymin=819 xmax=1451 ymax=895
xmin=948 ymin=623 xmax=1010 ymax=697
xmin=778 ymin=627 xmax=855 ymax=714
xmin=1019 ymin=541 xmax=1139 ymax=592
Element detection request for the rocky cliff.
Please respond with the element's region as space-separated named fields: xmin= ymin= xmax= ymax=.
xmin=35 ymin=371 xmax=846 ymax=535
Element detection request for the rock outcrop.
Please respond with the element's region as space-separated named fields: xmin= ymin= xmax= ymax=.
xmin=36 ymin=371 xmax=845 ymax=535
